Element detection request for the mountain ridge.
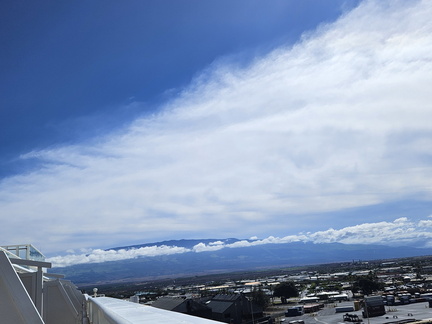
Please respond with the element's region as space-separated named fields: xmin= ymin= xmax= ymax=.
xmin=110 ymin=238 xmax=242 ymax=251
xmin=50 ymin=239 xmax=432 ymax=285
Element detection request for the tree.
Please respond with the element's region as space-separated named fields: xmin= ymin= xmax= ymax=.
xmin=273 ymin=282 xmax=298 ymax=303
xmin=352 ymin=272 xmax=383 ymax=295
xmin=251 ymin=288 xmax=270 ymax=309
xmin=414 ymin=261 xmax=423 ymax=279
xmin=308 ymin=282 xmax=317 ymax=294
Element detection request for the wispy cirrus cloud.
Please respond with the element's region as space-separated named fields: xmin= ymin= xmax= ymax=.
xmin=1 ymin=0 xmax=432 ymax=254
xmin=48 ymin=216 xmax=432 ymax=267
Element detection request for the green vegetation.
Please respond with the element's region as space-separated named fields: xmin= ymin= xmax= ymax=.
xmin=273 ymin=282 xmax=298 ymax=303
xmin=352 ymin=272 xmax=383 ymax=295
xmin=251 ymin=288 xmax=270 ymax=309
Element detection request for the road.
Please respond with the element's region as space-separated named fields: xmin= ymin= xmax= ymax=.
xmin=274 ymin=301 xmax=432 ymax=324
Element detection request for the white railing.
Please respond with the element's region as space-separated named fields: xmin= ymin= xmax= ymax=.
xmin=87 ymin=296 xmax=222 ymax=324
xmin=0 ymin=250 xmax=84 ymax=324
xmin=1 ymin=248 xmax=222 ymax=324
xmin=0 ymin=251 xmax=45 ymax=324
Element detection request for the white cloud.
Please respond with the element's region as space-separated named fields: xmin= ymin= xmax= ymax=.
xmin=209 ymin=241 xmax=224 ymax=246
xmin=418 ymin=220 xmax=432 ymax=227
xmin=1 ymin=0 xmax=432 ymax=253
xmin=306 ymin=218 xmax=423 ymax=245
xmin=48 ymin=216 xmax=432 ymax=267
xmin=48 ymin=245 xmax=189 ymax=267
xmin=193 ymin=242 xmax=224 ymax=253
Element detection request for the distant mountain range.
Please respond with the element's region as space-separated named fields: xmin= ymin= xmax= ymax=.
xmin=112 ymin=238 xmax=242 ymax=250
xmin=51 ymin=239 xmax=432 ymax=286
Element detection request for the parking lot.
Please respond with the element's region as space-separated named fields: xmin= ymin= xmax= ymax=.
xmin=276 ymin=301 xmax=432 ymax=324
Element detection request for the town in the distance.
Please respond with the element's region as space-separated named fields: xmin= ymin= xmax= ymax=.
xmin=4 ymin=243 xmax=432 ymax=324
xmin=81 ymin=253 xmax=432 ymax=324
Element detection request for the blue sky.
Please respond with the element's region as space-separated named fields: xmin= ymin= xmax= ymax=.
xmin=1 ymin=0 xmax=351 ymax=172
xmin=2 ymin=0 xmax=432 ymax=259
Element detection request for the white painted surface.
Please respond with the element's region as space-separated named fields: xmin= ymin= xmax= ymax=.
xmin=0 ymin=251 xmax=44 ymax=324
xmin=88 ymin=296 xmax=222 ymax=324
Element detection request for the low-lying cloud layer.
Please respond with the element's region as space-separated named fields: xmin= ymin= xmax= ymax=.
xmin=48 ymin=217 xmax=432 ymax=267
xmin=1 ymin=0 xmax=432 ymax=253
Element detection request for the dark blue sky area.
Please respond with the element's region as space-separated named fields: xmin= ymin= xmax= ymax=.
xmin=0 ymin=0 xmax=359 ymax=175
xmin=2 ymin=0 xmax=432 ymax=255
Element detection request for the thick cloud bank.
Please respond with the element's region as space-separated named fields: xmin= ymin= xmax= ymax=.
xmin=1 ymin=0 xmax=432 ymax=253
xmin=48 ymin=217 xmax=432 ymax=267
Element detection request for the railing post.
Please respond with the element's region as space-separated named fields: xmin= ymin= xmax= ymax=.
xmin=36 ymin=265 xmax=44 ymax=313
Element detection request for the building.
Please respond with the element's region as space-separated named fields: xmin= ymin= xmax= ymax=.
xmin=0 ymin=244 xmax=223 ymax=324
xmin=205 ymin=293 xmax=263 ymax=324
xmin=152 ymin=296 xmax=213 ymax=319
xmin=362 ymin=296 xmax=386 ymax=318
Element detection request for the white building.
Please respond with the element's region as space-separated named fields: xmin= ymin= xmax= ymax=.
xmin=0 ymin=244 xmax=222 ymax=324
